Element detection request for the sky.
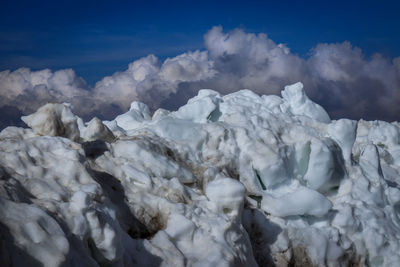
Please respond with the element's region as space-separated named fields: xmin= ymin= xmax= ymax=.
xmin=0 ymin=0 xmax=400 ymax=128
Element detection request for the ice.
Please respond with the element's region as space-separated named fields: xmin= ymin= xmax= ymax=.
xmin=261 ymin=184 xmax=333 ymax=217
xmin=174 ymin=89 xmax=222 ymax=123
xmin=21 ymin=103 xmax=80 ymax=142
xmin=80 ymin=117 xmax=115 ymax=142
xmin=302 ymin=138 xmax=344 ymax=193
xmin=359 ymin=144 xmax=383 ymax=183
xmin=205 ymin=177 xmax=246 ymax=218
xmin=0 ymin=198 xmax=70 ymax=267
xmin=1 ymin=82 xmax=400 ymax=266
xmin=327 ymin=119 xmax=357 ymax=163
xmin=281 ymin=82 xmax=331 ymax=123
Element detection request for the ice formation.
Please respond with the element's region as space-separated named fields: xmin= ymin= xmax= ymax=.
xmin=1 ymin=82 xmax=400 ymax=266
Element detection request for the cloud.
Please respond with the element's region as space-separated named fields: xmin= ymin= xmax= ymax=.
xmin=307 ymin=42 xmax=400 ymax=120
xmin=0 ymin=26 xmax=399 ymax=129
xmin=0 ymin=68 xmax=90 ymax=112
xmin=93 ymin=50 xmax=215 ymax=112
xmin=161 ymin=26 xmax=400 ymax=121
xmin=204 ymin=26 xmax=307 ymax=94
xmin=0 ymin=68 xmax=103 ymax=125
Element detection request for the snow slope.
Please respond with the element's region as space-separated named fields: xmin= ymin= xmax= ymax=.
xmin=1 ymin=82 xmax=400 ymax=266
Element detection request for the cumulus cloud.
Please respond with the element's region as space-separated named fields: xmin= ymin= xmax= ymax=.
xmin=0 ymin=26 xmax=399 ymax=128
xmin=307 ymin=42 xmax=400 ymax=120
xmin=92 ymin=51 xmax=216 ymax=113
xmin=161 ymin=26 xmax=400 ymax=121
xmin=204 ymin=26 xmax=307 ymax=94
xmin=0 ymin=68 xmax=92 ymax=116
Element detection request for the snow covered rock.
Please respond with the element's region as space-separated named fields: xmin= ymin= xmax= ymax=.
xmin=1 ymin=82 xmax=400 ymax=266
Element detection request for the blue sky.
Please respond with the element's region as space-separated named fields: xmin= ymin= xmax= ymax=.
xmin=1 ymin=0 xmax=399 ymax=85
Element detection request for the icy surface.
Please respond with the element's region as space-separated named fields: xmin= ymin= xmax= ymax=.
xmin=1 ymin=82 xmax=400 ymax=266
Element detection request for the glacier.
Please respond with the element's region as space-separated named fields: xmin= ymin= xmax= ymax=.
xmin=1 ymin=82 xmax=400 ymax=266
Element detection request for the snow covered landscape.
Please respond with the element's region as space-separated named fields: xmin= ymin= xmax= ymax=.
xmin=1 ymin=82 xmax=400 ymax=266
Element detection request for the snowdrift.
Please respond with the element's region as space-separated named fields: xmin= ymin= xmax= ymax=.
xmin=1 ymin=82 xmax=400 ymax=266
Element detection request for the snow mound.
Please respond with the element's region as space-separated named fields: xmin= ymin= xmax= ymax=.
xmin=1 ymin=82 xmax=400 ymax=266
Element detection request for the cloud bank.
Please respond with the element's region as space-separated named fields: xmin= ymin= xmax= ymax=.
xmin=1 ymin=26 xmax=400 ymax=129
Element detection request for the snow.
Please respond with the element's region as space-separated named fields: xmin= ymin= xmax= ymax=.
xmin=1 ymin=82 xmax=400 ymax=266
xmin=80 ymin=117 xmax=115 ymax=143
xmin=281 ymin=82 xmax=331 ymax=123
xmin=205 ymin=177 xmax=246 ymax=218
xmin=21 ymin=103 xmax=80 ymax=142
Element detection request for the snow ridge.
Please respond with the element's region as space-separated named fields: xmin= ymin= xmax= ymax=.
xmin=1 ymin=82 xmax=400 ymax=266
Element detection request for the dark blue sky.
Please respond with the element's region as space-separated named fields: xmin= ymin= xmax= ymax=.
xmin=1 ymin=0 xmax=399 ymax=85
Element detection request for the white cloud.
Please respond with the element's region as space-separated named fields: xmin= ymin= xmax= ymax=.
xmin=160 ymin=51 xmax=216 ymax=82
xmin=0 ymin=68 xmax=88 ymax=114
xmin=0 ymin=26 xmax=399 ymax=127
xmin=203 ymin=26 xmax=307 ymax=94
xmin=93 ymin=51 xmax=215 ymax=111
xmin=307 ymin=42 xmax=400 ymax=120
